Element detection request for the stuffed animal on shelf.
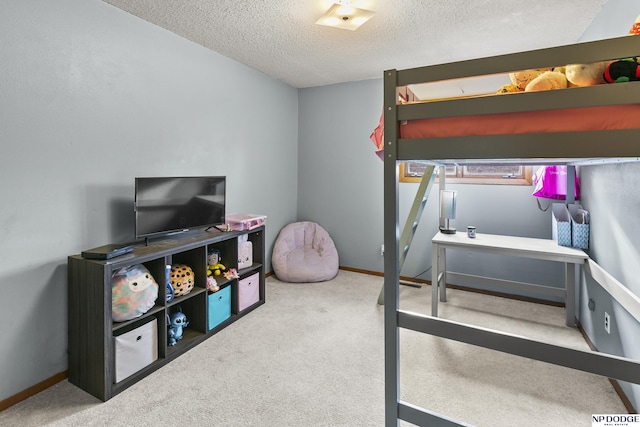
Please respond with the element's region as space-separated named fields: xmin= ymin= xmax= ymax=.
xmin=223 ymin=268 xmax=240 ymax=280
xmin=208 ymin=263 xmax=227 ymax=276
xmin=206 ymin=275 xmax=220 ymax=293
xmin=169 ymin=264 xmax=195 ymax=297
xmin=111 ymin=264 xmax=159 ymax=322
xmin=207 ymin=249 xmax=227 ymax=277
xmin=604 ymin=58 xmax=640 ymax=83
xmin=167 ymin=307 xmax=189 ymax=346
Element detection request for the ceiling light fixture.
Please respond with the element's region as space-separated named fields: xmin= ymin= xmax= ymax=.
xmin=315 ymin=1 xmax=375 ymax=31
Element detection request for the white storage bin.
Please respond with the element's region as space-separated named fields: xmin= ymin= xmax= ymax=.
xmin=114 ymin=317 xmax=158 ymax=383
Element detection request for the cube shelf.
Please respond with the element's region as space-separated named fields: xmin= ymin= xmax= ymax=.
xmin=67 ymin=226 xmax=265 ymax=401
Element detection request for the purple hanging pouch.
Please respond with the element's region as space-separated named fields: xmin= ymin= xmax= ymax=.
xmin=532 ymin=165 xmax=580 ymax=200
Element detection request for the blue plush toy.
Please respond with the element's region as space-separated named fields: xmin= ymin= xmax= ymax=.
xmin=167 ymin=307 xmax=189 ymax=346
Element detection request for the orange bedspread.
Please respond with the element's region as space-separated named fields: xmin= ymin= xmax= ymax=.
xmin=401 ymin=105 xmax=640 ymax=139
xmin=370 ymin=104 xmax=640 ymax=159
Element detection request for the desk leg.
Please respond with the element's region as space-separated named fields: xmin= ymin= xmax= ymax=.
xmin=431 ymin=243 xmax=439 ymax=317
xmin=565 ymin=263 xmax=576 ymax=327
xmin=439 ymin=246 xmax=447 ymax=303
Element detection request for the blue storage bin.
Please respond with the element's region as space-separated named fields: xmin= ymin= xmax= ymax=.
xmin=207 ymin=286 xmax=231 ymax=330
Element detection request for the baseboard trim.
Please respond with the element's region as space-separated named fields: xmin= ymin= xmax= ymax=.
xmin=0 ymin=371 xmax=67 ymax=412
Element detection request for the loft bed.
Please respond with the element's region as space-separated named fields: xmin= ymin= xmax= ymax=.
xmin=382 ymin=35 xmax=640 ymax=427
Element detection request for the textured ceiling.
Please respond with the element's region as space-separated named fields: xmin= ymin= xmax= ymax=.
xmin=101 ymin=0 xmax=608 ymax=88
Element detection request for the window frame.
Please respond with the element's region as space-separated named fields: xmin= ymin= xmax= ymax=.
xmin=399 ymin=163 xmax=533 ymax=185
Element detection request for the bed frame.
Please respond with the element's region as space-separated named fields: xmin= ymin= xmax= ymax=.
xmin=383 ymin=35 xmax=640 ymax=426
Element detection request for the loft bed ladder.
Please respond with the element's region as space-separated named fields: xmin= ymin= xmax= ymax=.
xmin=377 ymin=165 xmax=438 ymax=305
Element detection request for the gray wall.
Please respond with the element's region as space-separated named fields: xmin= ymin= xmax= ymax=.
xmin=0 ymin=0 xmax=298 ymax=402
xmin=299 ymin=0 xmax=640 ymax=412
xmin=298 ymin=82 xmax=560 ymax=296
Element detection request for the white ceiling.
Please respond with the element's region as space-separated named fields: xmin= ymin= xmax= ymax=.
xmin=101 ymin=0 xmax=608 ymax=89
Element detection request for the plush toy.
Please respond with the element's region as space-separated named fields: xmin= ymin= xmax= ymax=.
xmin=499 ymin=67 xmax=563 ymax=93
xmin=167 ymin=307 xmax=189 ymax=346
xmin=600 ymin=15 xmax=640 ymax=83
xmin=508 ymin=69 xmax=548 ymax=91
xmin=208 ymin=263 xmax=227 ymax=276
xmin=208 ymin=249 xmax=221 ymax=266
xmin=111 ymin=264 xmax=159 ymax=322
xmin=223 ymin=268 xmax=240 ymax=280
xmin=497 ymin=15 xmax=640 ymax=94
xmin=169 ymin=264 xmax=195 ymax=297
xmin=604 ymin=58 xmax=640 ymax=83
xmin=524 ymin=69 xmax=568 ymax=92
xmin=565 ymin=61 xmax=610 ymax=87
xmin=206 ymin=275 xmax=220 ymax=292
xmin=629 ymin=14 xmax=640 ymax=35
xmin=496 ymin=83 xmax=519 ymax=94
xmin=207 ymin=249 xmax=227 ymax=277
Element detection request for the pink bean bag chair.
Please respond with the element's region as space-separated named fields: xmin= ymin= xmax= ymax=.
xmin=272 ymin=222 xmax=339 ymax=283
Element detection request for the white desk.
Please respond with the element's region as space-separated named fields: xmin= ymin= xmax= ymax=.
xmin=431 ymin=232 xmax=589 ymax=327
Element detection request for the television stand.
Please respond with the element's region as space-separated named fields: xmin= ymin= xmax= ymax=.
xmin=68 ymin=226 xmax=265 ymax=401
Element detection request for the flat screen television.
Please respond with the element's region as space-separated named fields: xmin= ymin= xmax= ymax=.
xmin=134 ymin=176 xmax=226 ymax=239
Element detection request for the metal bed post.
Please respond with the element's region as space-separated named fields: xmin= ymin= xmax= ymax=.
xmin=383 ymin=69 xmax=401 ymax=427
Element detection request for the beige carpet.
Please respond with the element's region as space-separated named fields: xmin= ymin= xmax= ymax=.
xmin=0 ymin=270 xmax=627 ymax=426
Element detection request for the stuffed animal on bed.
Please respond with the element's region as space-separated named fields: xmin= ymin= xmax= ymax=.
xmin=508 ymin=69 xmax=549 ymax=91
xmin=565 ymin=61 xmax=611 ymax=87
xmin=524 ymin=69 xmax=568 ymax=92
xmin=569 ymin=15 xmax=640 ymax=86
xmin=604 ymin=58 xmax=640 ymax=83
xmin=498 ymin=67 xmax=567 ymax=93
xmin=111 ymin=264 xmax=159 ymax=322
xmin=629 ymin=14 xmax=640 ymax=35
xmin=169 ymin=264 xmax=195 ymax=297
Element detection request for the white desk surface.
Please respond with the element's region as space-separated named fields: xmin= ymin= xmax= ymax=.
xmin=432 ymin=232 xmax=588 ymax=264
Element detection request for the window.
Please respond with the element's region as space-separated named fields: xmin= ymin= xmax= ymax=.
xmin=400 ymin=163 xmax=532 ymax=185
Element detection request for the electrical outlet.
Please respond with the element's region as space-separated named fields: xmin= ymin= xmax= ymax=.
xmin=604 ymin=312 xmax=611 ymax=334
xmin=380 ymin=244 xmax=384 ymax=257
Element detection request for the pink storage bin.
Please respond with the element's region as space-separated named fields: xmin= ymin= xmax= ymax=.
xmin=226 ymin=213 xmax=266 ymax=231
xmin=238 ymin=273 xmax=260 ymax=311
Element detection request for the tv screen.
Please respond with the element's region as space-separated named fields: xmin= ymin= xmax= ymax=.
xmin=135 ymin=176 xmax=226 ymax=239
